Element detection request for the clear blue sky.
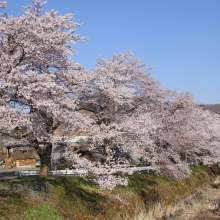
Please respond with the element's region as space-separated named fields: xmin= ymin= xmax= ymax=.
xmin=1 ymin=0 xmax=220 ymax=104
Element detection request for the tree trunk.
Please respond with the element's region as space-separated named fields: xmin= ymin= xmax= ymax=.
xmin=184 ymin=152 xmax=188 ymax=165
xmin=38 ymin=142 xmax=53 ymax=178
xmin=103 ymin=139 xmax=111 ymax=164
xmin=194 ymin=152 xmax=199 ymax=166
xmin=30 ymin=137 xmax=53 ymax=178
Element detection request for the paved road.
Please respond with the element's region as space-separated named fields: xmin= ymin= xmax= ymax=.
xmin=0 ymin=167 xmax=40 ymax=180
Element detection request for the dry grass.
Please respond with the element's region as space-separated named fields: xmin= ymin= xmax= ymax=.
xmin=169 ymin=176 xmax=220 ymax=220
xmin=113 ymin=176 xmax=220 ymax=220
xmin=177 ymin=176 xmax=220 ymax=220
xmin=0 ymin=168 xmax=216 ymax=220
xmin=114 ymin=202 xmax=177 ymax=220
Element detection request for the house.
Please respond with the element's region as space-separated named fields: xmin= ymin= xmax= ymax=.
xmin=0 ymin=135 xmax=40 ymax=168
xmin=0 ymin=151 xmax=39 ymax=168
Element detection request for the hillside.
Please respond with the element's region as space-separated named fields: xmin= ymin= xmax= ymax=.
xmin=0 ymin=166 xmax=219 ymax=220
xmin=202 ymin=104 xmax=220 ymax=115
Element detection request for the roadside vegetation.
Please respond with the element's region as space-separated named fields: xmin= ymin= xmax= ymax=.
xmin=0 ymin=165 xmax=218 ymax=220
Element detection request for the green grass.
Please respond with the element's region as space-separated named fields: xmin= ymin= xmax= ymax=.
xmin=0 ymin=195 xmax=30 ymax=220
xmin=20 ymin=204 xmax=62 ymax=220
xmin=117 ymin=172 xmax=174 ymax=192
xmin=50 ymin=177 xmax=116 ymax=218
xmin=190 ymin=165 xmax=207 ymax=174
xmin=9 ymin=176 xmax=41 ymax=183
xmin=0 ymin=166 xmax=214 ymax=220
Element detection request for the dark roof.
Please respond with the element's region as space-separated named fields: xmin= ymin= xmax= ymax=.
xmin=0 ymin=136 xmax=30 ymax=147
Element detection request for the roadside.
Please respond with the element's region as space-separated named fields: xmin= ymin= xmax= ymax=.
xmin=118 ymin=175 xmax=220 ymax=220
xmin=0 ymin=166 xmax=154 ymax=180
xmin=0 ymin=167 xmax=40 ymax=180
xmin=0 ymin=166 xmax=216 ymax=220
xmin=173 ymin=175 xmax=220 ymax=220
xmin=0 ymin=167 xmax=40 ymax=172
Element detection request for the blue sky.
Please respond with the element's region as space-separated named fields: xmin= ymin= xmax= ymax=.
xmin=1 ymin=0 xmax=220 ymax=104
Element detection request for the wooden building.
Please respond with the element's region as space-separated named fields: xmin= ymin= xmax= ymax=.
xmin=0 ymin=151 xmax=40 ymax=168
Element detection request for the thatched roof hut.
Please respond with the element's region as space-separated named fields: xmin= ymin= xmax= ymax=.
xmin=0 ymin=135 xmax=30 ymax=154
xmin=0 ymin=136 xmax=30 ymax=148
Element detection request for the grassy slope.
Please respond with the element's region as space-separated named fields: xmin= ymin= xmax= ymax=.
xmin=0 ymin=165 xmax=214 ymax=220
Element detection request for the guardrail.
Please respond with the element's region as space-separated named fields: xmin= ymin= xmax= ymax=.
xmin=16 ymin=170 xmax=39 ymax=178
xmin=15 ymin=169 xmax=88 ymax=178
xmin=123 ymin=166 xmax=154 ymax=173
xmin=15 ymin=166 xmax=154 ymax=178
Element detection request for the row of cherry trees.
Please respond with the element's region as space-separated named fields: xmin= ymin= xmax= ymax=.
xmin=64 ymin=52 xmax=220 ymax=188
xmin=1 ymin=0 xmax=220 ymax=189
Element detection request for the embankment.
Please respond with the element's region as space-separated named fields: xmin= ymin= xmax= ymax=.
xmin=0 ymin=165 xmax=218 ymax=220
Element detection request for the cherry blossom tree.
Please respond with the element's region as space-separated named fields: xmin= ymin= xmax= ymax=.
xmin=0 ymin=0 xmax=88 ymax=177
xmin=147 ymin=92 xmax=220 ymax=177
xmin=197 ymin=109 xmax=220 ymax=165
xmin=65 ymin=51 xmax=220 ymax=187
xmin=78 ymin=51 xmax=173 ymax=148
xmin=1 ymin=0 xmax=219 ymax=190
xmin=64 ymin=52 xmax=176 ymax=188
xmin=0 ymin=1 xmax=6 ymax=9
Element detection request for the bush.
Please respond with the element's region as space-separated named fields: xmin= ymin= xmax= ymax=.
xmin=29 ymin=147 xmax=35 ymax=153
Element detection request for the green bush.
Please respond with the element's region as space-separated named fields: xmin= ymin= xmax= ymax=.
xmin=29 ymin=147 xmax=35 ymax=153
xmin=57 ymin=163 xmax=66 ymax=170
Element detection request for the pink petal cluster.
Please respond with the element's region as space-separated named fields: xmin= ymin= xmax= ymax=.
xmin=1 ymin=1 xmax=220 ymax=189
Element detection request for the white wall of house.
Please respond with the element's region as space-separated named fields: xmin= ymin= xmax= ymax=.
xmin=51 ymin=136 xmax=89 ymax=169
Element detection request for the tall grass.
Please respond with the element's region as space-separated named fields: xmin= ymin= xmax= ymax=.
xmin=114 ymin=182 xmax=220 ymax=220
xmin=0 ymin=166 xmax=216 ymax=220
xmin=114 ymin=202 xmax=177 ymax=220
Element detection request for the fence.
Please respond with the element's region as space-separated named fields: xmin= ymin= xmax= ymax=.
xmin=15 ymin=166 xmax=154 ymax=178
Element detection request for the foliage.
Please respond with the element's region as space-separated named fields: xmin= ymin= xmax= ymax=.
xmin=20 ymin=204 xmax=62 ymax=220
xmin=1 ymin=0 xmax=220 ymax=189
xmin=0 ymin=194 xmax=29 ymax=220
xmin=125 ymin=172 xmax=174 ymax=191
xmin=0 ymin=2 xmax=6 ymax=9
xmin=28 ymin=146 xmax=35 ymax=153
xmin=0 ymin=168 xmax=215 ymax=220
xmin=0 ymin=0 xmax=87 ymax=177
xmin=190 ymin=165 xmax=207 ymax=174
xmin=64 ymin=51 xmax=220 ymax=189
